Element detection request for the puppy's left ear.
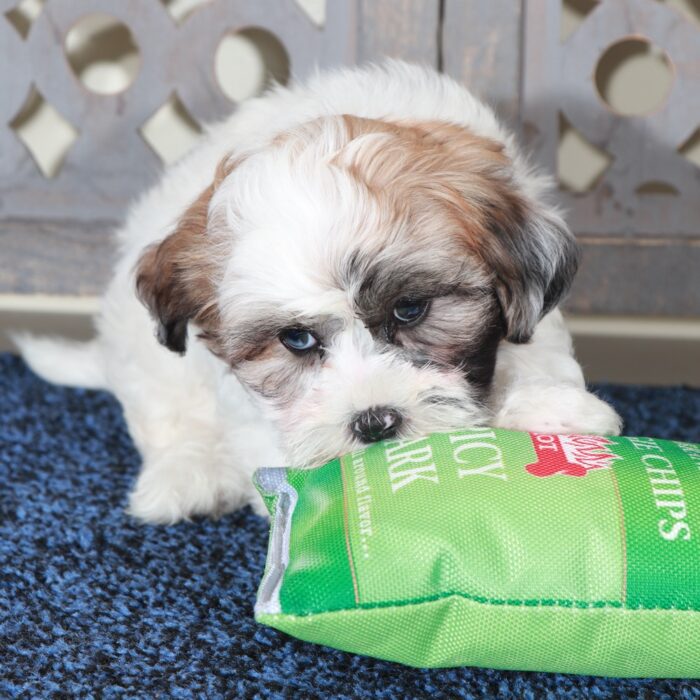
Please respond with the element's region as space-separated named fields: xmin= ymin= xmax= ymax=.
xmin=392 ymin=119 xmax=579 ymax=346
xmin=485 ymin=201 xmax=580 ymax=344
xmin=135 ymin=156 xmax=233 ymax=354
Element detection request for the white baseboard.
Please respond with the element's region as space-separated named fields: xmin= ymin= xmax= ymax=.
xmin=0 ymin=294 xmax=100 ymax=314
xmin=1 ymin=299 xmax=698 ymax=387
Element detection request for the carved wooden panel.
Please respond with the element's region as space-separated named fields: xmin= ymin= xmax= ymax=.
xmin=2 ymin=0 xmax=698 ymax=317
xmin=0 ymin=0 xmax=356 ymax=225
xmin=522 ymin=0 xmax=700 ymax=237
xmin=0 ymin=0 xmax=439 ymax=295
xmin=445 ymin=0 xmax=700 ymax=316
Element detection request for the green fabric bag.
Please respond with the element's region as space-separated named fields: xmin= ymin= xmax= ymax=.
xmin=254 ymin=428 xmax=700 ymax=676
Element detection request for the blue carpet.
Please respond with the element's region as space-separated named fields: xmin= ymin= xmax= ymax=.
xmin=1 ymin=351 xmax=700 ymax=698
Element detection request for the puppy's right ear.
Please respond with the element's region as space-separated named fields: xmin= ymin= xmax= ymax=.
xmin=135 ymin=156 xmax=233 ymax=354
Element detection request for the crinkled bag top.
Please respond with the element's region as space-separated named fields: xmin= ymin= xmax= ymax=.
xmin=254 ymin=428 xmax=700 ymax=676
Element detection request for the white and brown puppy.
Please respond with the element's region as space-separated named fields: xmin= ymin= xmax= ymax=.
xmin=17 ymin=61 xmax=621 ymax=523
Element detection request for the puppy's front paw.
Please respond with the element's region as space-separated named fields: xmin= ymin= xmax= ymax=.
xmin=494 ymin=385 xmax=622 ymax=436
xmin=128 ymin=465 xmax=208 ymax=524
xmin=127 ymin=452 xmax=246 ymax=524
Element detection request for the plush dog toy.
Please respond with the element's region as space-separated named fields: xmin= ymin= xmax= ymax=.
xmin=254 ymin=428 xmax=700 ymax=676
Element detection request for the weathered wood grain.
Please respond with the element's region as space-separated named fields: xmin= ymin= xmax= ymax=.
xmin=520 ymin=0 xmax=561 ymax=176
xmin=565 ymin=238 xmax=700 ymax=316
xmin=0 ymin=218 xmax=115 ymax=295
xmin=442 ymin=0 xmax=522 ymax=125
xmin=355 ymin=0 xmax=440 ymax=65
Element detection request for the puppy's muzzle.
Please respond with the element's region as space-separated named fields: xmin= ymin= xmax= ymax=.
xmin=351 ymin=406 xmax=402 ymax=443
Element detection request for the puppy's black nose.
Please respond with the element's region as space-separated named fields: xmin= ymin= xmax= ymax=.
xmin=351 ymin=406 xmax=402 ymax=443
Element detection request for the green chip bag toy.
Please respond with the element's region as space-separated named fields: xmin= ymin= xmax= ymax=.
xmin=254 ymin=428 xmax=700 ymax=676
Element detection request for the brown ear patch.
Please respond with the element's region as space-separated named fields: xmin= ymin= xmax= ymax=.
xmin=136 ymin=155 xmax=235 ymax=354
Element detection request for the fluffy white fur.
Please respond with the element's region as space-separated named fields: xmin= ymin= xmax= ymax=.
xmin=16 ymin=61 xmax=621 ymax=524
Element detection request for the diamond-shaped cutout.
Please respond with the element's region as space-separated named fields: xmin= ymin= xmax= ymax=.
xmin=10 ymin=86 xmax=78 ymax=178
xmin=160 ymin=0 xmax=210 ymax=25
xmin=561 ymin=0 xmax=599 ymax=41
xmin=678 ymin=126 xmax=700 ymax=169
xmin=4 ymin=0 xmax=44 ymax=39
xmin=296 ymin=0 xmax=326 ymax=27
xmin=140 ymin=93 xmax=202 ymax=164
xmin=558 ymin=113 xmax=612 ymax=193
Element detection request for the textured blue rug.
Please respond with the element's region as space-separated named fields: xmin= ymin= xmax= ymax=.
xmin=1 ymin=352 xmax=700 ymax=698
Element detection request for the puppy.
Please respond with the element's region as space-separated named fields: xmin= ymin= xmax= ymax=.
xmin=17 ymin=61 xmax=621 ymax=523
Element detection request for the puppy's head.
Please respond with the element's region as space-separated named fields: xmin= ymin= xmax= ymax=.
xmin=136 ymin=115 xmax=578 ymax=465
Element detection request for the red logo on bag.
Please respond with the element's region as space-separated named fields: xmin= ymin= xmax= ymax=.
xmin=525 ymin=433 xmax=621 ymax=477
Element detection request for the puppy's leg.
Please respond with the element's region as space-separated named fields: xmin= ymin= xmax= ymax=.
xmin=122 ymin=382 xmax=253 ymax=524
xmin=124 ymin=365 xmax=287 ymax=524
xmin=99 ymin=318 xmax=260 ymax=523
xmin=490 ymin=309 xmax=622 ymax=435
xmin=129 ymin=450 xmax=235 ymax=524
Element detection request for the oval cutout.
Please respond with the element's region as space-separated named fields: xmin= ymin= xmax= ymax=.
xmin=215 ymin=27 xmax=290 ymax=103
xmin=595 ymin=38 xmax=673 ymax=116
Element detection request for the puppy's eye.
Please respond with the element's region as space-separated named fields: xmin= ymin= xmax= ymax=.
xmin=393 ymin=298 xmax=429 ymax=326
xmin=279 ymin=328 xmax=319 ymax=354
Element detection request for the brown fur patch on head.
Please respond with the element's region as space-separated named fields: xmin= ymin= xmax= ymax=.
xmin=333 ymin=115 xmax=578 ymax=343
xmin=135 ymin=156 xmax=236 ymax=354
